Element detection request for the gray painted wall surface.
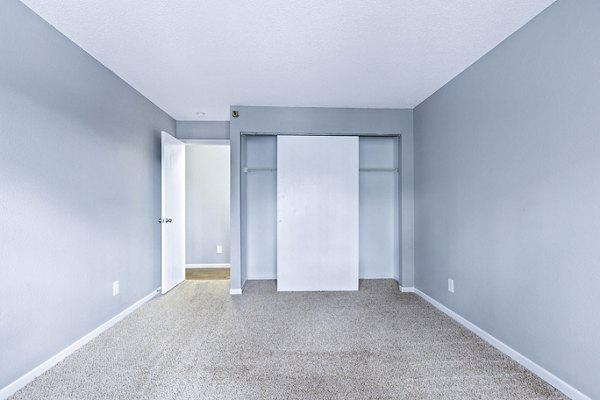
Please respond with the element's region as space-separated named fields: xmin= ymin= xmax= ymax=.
xmin=242 ymin=136 xmax=277 ymax=280
xmin=414 ymin=0 xmax=600 ymax=397
xmin=230 ymin=106 xmax=414 ymax=290
xmin=359 ymin=137 xmax=400 ymax=280
xmin=0 ymin=0 xmax=175 ymax=389
xmin=242 ymin=136 xmax=400 ymax=280
xmin=185 ymin=144 xmax=230 ymax=265
xmin=176 ymin=121 xmax=230 ymax=140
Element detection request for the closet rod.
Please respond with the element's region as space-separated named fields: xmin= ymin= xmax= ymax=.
xmin=241 ymin=132 xmax=400 ymax=137
xmin=243 ymin=167 xmax=398 ymax=173
xmin=360 ymin=168 xmax=399 ymax=172
xmin=243 ymin=167 xmax=276 ymax=173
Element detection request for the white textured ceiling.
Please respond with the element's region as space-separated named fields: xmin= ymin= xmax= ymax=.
xmin=20 ymin=0 xmax=556 ymax=121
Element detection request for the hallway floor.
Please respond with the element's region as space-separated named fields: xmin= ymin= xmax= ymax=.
xmin=186 ymin=267 xmax=230 ymax=280
xmin=11 ymin=280 xmax=566 ymax=399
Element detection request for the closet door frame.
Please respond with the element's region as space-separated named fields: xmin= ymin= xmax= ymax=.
xmin=239 ymin=132 xmax=402 ymax=292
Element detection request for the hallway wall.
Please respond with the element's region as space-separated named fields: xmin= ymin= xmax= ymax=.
xmin=186 ymin=144 xmax=230 ymax=265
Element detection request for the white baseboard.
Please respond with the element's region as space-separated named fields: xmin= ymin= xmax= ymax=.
xmin=399 ymin=285 xmax=415 ymax=293
xmin=229 ymin=288 xmax=242 ymax=295
xmin=360 ymin=274 xmax=397 ymax=279
xmin=0 ymin=288 xmax=161 ymax=400
xmin=186 ymin=264 xmax=230 ymax=269
xmin=414 ymin=289 xmax=591 ymax=400
xmin=244 ymin=276 xmax=398 ymax=281
xmin=246 ymin=275 xmax=276 ymax=280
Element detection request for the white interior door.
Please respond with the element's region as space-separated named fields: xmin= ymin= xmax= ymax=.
xmin=277 ymin=135 xmax=359 ymax=291
xmin=161 ymin=131 xmax=186 ymax=294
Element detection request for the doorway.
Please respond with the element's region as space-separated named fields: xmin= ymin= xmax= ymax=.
xmin=184 ymin=140 xmax=231 ymax=281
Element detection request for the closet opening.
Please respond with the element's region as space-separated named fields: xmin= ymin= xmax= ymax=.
xmin=240 ymin=133 xmax=400 ymax=290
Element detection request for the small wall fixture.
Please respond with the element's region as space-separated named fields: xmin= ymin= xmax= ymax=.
xmin=232 ymin=110 xmax=239 ymax=118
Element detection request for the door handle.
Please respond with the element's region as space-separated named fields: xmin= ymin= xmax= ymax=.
xmin=158 ymin=218 xmax=173 ymax=223
xmin=166 ymin=218 xmax=173 ymax=223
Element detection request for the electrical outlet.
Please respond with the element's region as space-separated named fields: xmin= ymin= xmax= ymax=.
xmin=113 ymin=281 xmax=120 ymax=296
xmin=448 ymin=278 xmax=454 ymax=293
xmin=217 ymin=245 xmax=223 ymax=254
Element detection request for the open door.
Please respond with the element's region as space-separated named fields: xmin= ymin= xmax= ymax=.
xmin=161 ymin=131 xmax=186 ymax=294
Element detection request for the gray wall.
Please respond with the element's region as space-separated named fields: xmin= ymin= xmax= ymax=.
xmin=0 ymin=0 xmax=175 ymax=390
xmin=242 ymin=136 xmax=278 ymax=280
xmin=176 ymin=121 xmax=230 ymax=140
xmin=185 ymin=144 xmax=230 ymax=265
xmin=414 ymin=0 xmax=600 ymax=397
xmin=359 ymin=137 xmax=400 ymax=280
xmin=230 ymin=106 xmax=414 ymax=290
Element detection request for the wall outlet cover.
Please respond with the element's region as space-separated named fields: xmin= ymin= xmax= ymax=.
xmin=113 ymin=281 xmax=120 ymax=296
xmin=448 ymin=278 xmax=454 ymax=293
xmin=217 ymin=245 xmax=223 ymax=254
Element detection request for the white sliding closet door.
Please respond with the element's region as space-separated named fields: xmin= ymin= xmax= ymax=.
xmin=277 ymin=135 xmax=359 ymax=291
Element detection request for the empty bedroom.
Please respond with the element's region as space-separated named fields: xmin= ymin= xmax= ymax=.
xmin=1 ymin=0 xmax=598 ymax=399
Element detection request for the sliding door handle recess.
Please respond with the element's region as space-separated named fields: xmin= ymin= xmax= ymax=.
xmin=166 ymin=218 xmax=173 ymax=223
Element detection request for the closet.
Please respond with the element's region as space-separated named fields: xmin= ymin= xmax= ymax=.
xmin=241 ymin=134 xmax=400 ymax=291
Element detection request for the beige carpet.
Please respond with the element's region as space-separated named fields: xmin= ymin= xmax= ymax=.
xmin=11 ymin=280 xmax=567 ymax=399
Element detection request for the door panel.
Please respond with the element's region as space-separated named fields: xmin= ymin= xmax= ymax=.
xmin=161 ymin=132 xmax=186 ymax=294
xmin=277 ymin=135 xmax=359 ymax=291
